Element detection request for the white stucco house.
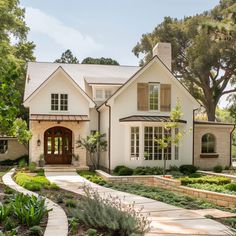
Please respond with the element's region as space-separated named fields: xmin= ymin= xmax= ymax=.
xmin=23 ymin=43 xmax=235 ymax=172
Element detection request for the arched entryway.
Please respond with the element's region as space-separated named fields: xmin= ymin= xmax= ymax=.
xmin=44 ymin=126 xmax=72 ymax=164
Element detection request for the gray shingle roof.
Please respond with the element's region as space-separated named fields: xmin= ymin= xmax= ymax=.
xmin=24 ymin=62 xmax=139 ymax=101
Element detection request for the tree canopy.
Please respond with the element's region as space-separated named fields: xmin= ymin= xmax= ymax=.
xmin=0 ymin=0 xmax=34 ymax=142
xmin=133 ymin=0 xmax=236 ymax=121
xmin=82 ymin=57 xmax=119 ymax=65
xmin=54 ymin=49 xmax=79 ymax=63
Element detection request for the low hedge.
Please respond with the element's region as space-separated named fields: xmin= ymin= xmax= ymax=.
xmin=180 ymin=175 xmax=231 ymax=186
xmin=113 ymin=166 xmax=163 ymax=176
xmin=179 ymin=165 xmax=197 ymax=175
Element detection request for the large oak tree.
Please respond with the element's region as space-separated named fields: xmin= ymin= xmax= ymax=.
xmin=133 ymin=0 xmax=236 ymax=121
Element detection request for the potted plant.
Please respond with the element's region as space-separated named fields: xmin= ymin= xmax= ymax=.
xmin=38 ymin=154 xmax=45 ymax=167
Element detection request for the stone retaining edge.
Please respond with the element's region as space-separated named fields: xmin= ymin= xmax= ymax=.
xmin=2 ymin=168 xmax=68 ymax=236
xmin=96 ymin=169 xmax=236 ymax=208
xmin=198 ymin=170 xmax=236 ymax=181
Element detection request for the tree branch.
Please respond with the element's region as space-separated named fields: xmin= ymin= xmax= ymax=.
xmin=222 ymin=88 xmax=236 ymax=96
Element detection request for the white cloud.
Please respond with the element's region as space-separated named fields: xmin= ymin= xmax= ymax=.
xmin=25 ymin=7 xmax=102 ymax=58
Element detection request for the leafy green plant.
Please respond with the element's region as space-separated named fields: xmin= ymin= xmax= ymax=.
xmin=0 ymin=203 xmax=11 ymax=222
xmin=29 ymin=225 xmax=43 ymax=236
xmin=87 ymin=228 xmax=97 ymax=236
xmin=116 ymin=166 xmax=133 ymax=176
xmin=70 ymin=186 xmax=150 ymax=236
xmin=65 ymin=199 xmax=77 ymax=208
xmin=188 ymin=172 xmax=202 ymax=178
xmin=113 ymin=165 xmax=127 ymax=174
xmin=68 ymin=218 xmax=78 ymax=235
xmin=4 ymin=187 xmax=15 ymax=195
xmin=169 ymin=165 xmax=179 ymax=171
xmin=133 ymin=166 xmax=163 ymax=175
xmin=180 ymin=176 xmax=231 ymax=186
xmin=179 ymin=165 xmax=197 ymax=175
xmin=213 ymin=165 xmax=223 ymax=173
xmin=29 ymin=162 xmax=37 ymax=172
xmin=12 ymin=193 xmax=50 ymax=226
xmin=3 ymin=217 xmax=17 ymax=231
xmin=225 ymin=183 xmax=236 ymax=192
xmin=18 ymin=159 xmax=27 ymax=168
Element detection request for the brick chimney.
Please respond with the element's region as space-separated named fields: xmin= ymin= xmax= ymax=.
xmin=152 ymin=43 xmax=172 ymax=71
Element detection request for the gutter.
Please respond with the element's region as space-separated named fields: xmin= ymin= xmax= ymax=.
xmin=105 ymin=102 xmax=111 ymax=174
xmin=192 ymin=107 xmax=200 ymax=166
xmin=96 ymin=107 xmax=101 ymax=168
xmin=230 ymin=124 xmax=236 ymax=167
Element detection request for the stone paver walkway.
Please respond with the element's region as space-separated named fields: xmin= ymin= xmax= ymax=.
xmin=45 ymin=171 xmax=232 ymax=236
xmin=3 ymin=169 xmax=68 ymax=236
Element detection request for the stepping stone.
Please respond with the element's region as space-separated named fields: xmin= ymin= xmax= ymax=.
xmin=192 ymin=208 xmax=236 ymax=219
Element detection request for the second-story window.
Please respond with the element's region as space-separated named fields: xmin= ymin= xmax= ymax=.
xmin=60 ymin=94 xmax=68 ymax=111
xmin=149 ymin=83 xmax=159 ymax=111
xmin=51 ymin=94 xmax=59 ymax=110
xmin=51 ymin=93 xmax=68 ymax=111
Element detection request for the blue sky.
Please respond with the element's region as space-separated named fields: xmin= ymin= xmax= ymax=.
xmin=20 ymin=0 xmax=229 ymax=107
xmin=20 ymin=0 xmax=220 ymax=65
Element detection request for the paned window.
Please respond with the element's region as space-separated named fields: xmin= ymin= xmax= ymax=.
xmin=130 ymin=127 xmax=139 ymax=160
xmin=149 ymin=83 xmax=159 ymax=111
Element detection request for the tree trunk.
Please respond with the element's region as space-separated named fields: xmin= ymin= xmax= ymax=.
xmin=205 ymin=101 xmax=217 ymax=121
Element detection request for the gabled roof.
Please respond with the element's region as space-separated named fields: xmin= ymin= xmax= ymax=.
xmin=98 ymin=56 xmax=201 ymax=110
xmin=24 ymin=66 xmax=96 ymax=107
xmin=24 ymin=62 xmax=139 ymax=101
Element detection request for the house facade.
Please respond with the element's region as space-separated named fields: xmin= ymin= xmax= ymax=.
xmin=23 ymin=43 xmax=235 ymax=171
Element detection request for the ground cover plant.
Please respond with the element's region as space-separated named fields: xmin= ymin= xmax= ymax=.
xmin=14 ymin=171 xmax=59 ymax=191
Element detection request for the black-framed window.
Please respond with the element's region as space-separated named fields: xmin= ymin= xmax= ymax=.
xmin=60 ymin=94 xmax=68 ymax=111
xmin=51 ymin=94 xmax=59 ymax=110
xmin=0 ymin=140 xmax=8 ymax=154
xmin=201 ymin=133 xmax=216 ymax=153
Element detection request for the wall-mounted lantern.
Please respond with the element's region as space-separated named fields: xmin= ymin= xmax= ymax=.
xmin=37 ymin=134 xmax=41 ymax=146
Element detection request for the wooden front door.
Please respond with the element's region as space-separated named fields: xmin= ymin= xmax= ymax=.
xmin=44 ymin=126 xmax=72 ymax=164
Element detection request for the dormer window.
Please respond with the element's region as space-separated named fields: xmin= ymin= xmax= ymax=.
xmin=94 ymin=89 xmax=112 ymax=101
xmin=51 ymin=93 xmax=68 ymax=111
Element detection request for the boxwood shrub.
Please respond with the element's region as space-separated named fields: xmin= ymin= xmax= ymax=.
xmin=179 ymin=165 xmax=197 ymax=175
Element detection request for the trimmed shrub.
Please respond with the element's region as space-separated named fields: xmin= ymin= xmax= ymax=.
xmin=18 ymin=159 xmax=27 ymax=168
xmin=213 ymin=165 xmax=223 ymax=173
xmin=188 ymin=172 xmax=202 ymax=178
xmin=117 ymin=166 xmax=133 ymax=176
xmin=180 ymin=175 xmax=231 ymax=186
xmin=225 ymin=183 xmax=236 ymax=192
xmin=29 ymin=162 xmax=37 ymax=172
xmin=179 ymin=165 xmax=197 ymax=175
xmin=169 ymin=165 xmax=179 ymax=171
xmin=113 ymin=165 xmax=127 ymax=174
xmin=133 ymin=166 xmax=163 ymax=175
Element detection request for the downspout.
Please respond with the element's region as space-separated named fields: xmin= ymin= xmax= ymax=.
xmin=192 ymin=108 xmax=199 ymax=166
xmin=96 ymin=107 xmax=101 ymax=168
xmin=105 ymin=102 xmax=111 ymax=174
xmin=230 ymin=124 xmax=236 ymax=167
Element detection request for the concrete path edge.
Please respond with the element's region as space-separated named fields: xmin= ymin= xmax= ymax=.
xmin=2 ymin=168 xmax=68 ymax=236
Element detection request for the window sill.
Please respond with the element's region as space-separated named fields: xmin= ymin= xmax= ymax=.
xmin=200 ymin=153 xmax=219 ymax=158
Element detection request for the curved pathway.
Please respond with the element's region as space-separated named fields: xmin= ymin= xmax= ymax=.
xmin=45 ymin=171 xmax=232 ymax=236
xmin=3 ymin=169 xmax=68 ymax=236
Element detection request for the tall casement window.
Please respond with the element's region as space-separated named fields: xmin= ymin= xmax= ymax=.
xmin=201 ymin=133 xmax=216 ymax=153
xmin=149 ymin=83 xmax=159 ymax=111
xmin=51 ymin=93 xmax=68 ymax=111
xmin=51 ymin=94 xmax=59 ymax=110
xmin=0 ymin=140 xmax=8 ymax=154
xmin=144 ymin=127 xmax=172 ymax=160
xmin=137 ymin=83 xmax=171 ymax=112
xmin=60 ymin=94 xmax=68 ymax=111
xmin=130 ymin=127 xmax=139 ymax=160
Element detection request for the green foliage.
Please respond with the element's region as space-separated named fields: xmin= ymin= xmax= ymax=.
xmin=18 ymin=158 xmax=27 ymax=168
xmin=2 ymin=217 xmax=17 ymax=231
xmin=0 ymin=203 xmax=11 ymax=222
xmin=86 ymin=228 xmax=97 ymax=236
xmin=113 ymin=165 xmax=127 ymax=174
xmin=78 ymin=171 xmax=107 ymax=185
xmin=225 ymin=183 xmax=236 ymax=192
xmin=169 ymin=165 xmax=179 ymax=171
xmin=29 ymin=162 xmax=37 ymax=172
xmin=12 ymin=118 xmax=32 ymax=145
xmin=180 ymin=175 xmax=231 ymax=186
xmin=116 ymin=166 xmax=133 ymax=176
xmin=179 ymin=165 xmax=198 ymax=175
xmin=12 ymin=193 xmax=49 ymax=226
xmin=77 ymin=132 xmax=107 ymax=170
xmin=54 ymin=49 xmax=79 ymax=63
xmin=29 ymin=225 xmax=43 ymax=236
xmin=133 ymin=1 xmax=236 ymax=121
xmin=82 ymin=57 xmax=119 ymax=65
xmin=70 ymin=186 xmax=149 ymax=236
xmin=213 ymin=165 xmax=223 ymax=173
xmin=68 ymin=218 xmax=78 ymax=235
xmin=14 ymin=172 xmax=58 ymax=191
xmin=133 ymin=166 xmax=163 ymax=175
xmin=65 ymin=199 xmax=77 ymax=208
xmin=4 ymin=187 xmax=15 ymax=195
xmin=188 ymin=172 xmax=202 ymax=178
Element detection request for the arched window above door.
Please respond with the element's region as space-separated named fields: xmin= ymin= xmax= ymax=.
xmin=201 ymin=133 xmax=216 ymax=153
